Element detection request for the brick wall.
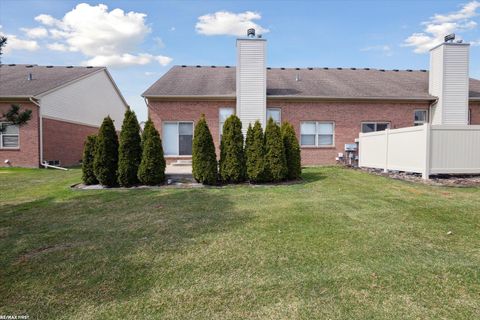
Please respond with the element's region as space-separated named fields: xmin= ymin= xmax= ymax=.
xmin=148 ymin=99 xmax=479 ymax=166
xmin=0 ymin=102 xmax=40 ymax=168
xmin=148 ymin=100 xmax=234 ymax=164
xmin=269 ymin=100 xmax=431 ymax=165
xmin=470 ymin=102 xmax=480 ymax=124
xmin=42 ymin=117 xmax=99 ymax=167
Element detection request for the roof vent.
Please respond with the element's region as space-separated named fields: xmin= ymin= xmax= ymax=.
xmin=295 ymin=67 xmax=300 ymax=70
xmin=364 ymin=68 xmax=370 ymax=70
xmin=26 ymin=65 xmax=34 ymax=68
xmin=267 ymin=67 xmax=271 ymax=70
xmin=196 ymin=65 xmax=201 ymax=68
xmin=211 ymin=65 xmax=216 ymax=68
xmin=406 ymin=69 xmax=413 ymax=72
xmin=86 ymin=66 xmax=93 ymax=68
xmin=8 ymin=64 xmax=16 ymax=66
xmin=247 ymin=28 xmax=255 ymax=38
xmin=379 ymin=69 xmax=385 ymax=72
xmin=393 ymin=69 xmax=399 ymax=72
xmin=308 ymin=67 xmax=313 ymax=70
xmin=350 ymin=67 xmax=356 ymax=70
xmin=181 ymin=65 xmax=186 ymax=67
xmin=225 ymin=65 xmax=230 ymax=68
xmin=337 ymin=67 xmax=343 ymax=70
xmin=420 ymin=69 xmax=427 ymax=72
xmin=281 ymin=67 xmax=285 ymax=70
xmin=27 ymin=73 xmax=33 ymax=81
xmin=66 ymin=66 xmax=73 ymax=68
xmin=46 ymin=65 xmax=53 ymax=68
xmin=323 ymin=67 xmax=329 ymax=70
xmin=295 ymin=73 xmax=300 ymax=82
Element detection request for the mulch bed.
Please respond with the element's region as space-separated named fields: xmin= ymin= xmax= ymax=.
xmin=359 ymin=167 xmax=480 ymax=187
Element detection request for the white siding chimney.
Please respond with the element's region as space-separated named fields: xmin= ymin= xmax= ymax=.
xmin=236 ymin=36 xmax=267 ymax=134
xmin=429 ymin=42 xmax=470 ymax=125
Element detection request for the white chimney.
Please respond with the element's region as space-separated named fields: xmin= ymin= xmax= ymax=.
xmin=236 ymin=29 xmax=267 ymax=134
xmin=429 ymin=40 xmax=470 ymax=125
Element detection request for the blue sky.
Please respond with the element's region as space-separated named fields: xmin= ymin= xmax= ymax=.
xmin=1 ymin=0 xmax=479 ymax=121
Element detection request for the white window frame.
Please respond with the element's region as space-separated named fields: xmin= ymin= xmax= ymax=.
xmin=361 ymin=122 xmax=390 ymax=133
xmin=300 ymin=121 xmax=335 ymax=148
xmin=162 ymin=121 xmax=194 ymax=156
xmin=266 ymin=108 xmax=281 ymax=125
xmin=219 ymin=107 xmax=235 ymax=140
xmin=414 ymin=109 xmax=428 ymax=126
xmin=0 ymin=122 xmax=20 ymax=149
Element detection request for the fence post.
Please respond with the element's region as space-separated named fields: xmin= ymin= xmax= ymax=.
xmin=422 ymin=123 xmax=431 ymax=180
xmin=384 ymin=129 xmax=389 ymax=173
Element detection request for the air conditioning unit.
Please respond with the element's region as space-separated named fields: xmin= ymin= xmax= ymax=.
xmin=345 ymin=143 xmax=357 ymax=151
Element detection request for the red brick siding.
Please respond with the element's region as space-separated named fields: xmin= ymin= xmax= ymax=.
xmin=470 ymin=102 xmax=480 ymax=124
xmin=0 ymin=102 xmax=40 ymax=168
xmin=269 ymin=100 xmax=431 ymax=165
xmin=148 ymin=99 xmax=480 ymax=166
xmin=148 ymin=100 xmax=234 ymax=163
xmin=42 ymin=117 xmax=99 ymax=167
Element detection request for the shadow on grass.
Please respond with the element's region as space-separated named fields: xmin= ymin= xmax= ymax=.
xmin=0 ymin=188 xmax=251 ymax=317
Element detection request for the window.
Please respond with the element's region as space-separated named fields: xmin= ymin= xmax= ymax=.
xmin=162 ymin=122 xmax=193 ymax=156
xmin=300 ymin=121 xmax=334 ymax=147
xmin=414 ymin=110 xmax=428 ymax=126
xmin=219 ymin=108 xmax=235 ymax=138
xmin=267 ymin=108 xmax=281 ymax=125
xmin=0 ymin=123 xmax=19 ymax=148
xmin=361 ymin=122 xmax=390 ymax=133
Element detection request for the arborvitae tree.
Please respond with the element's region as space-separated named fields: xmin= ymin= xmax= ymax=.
xmin=219 ymin=115 xmax=245 ymax=183
xmin=245 ymin=121 xmax=266 ymax=183
xmin=264 ymin=118 xmax=287 ymax=182
xmin=117 ymin=109 xmax=142 ymax=187
xmin=281 ymin=122 xmax=302 ymax=180
xmin=137 ymin=119 xmax=166 ymax=185
xmin=93 ymin=116 xmax=119 ymax=187
xmin=82 ymin=135 xmax=98 ymax=185
xmin=192 ymin=115 xmax=218 ymax=185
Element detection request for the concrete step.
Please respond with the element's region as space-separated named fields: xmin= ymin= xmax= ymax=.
xmin=171 ymin=159 xmax=192 ymax=166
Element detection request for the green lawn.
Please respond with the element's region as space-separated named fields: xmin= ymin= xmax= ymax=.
xmin=0 ymin=167 xmax=479 ymax=319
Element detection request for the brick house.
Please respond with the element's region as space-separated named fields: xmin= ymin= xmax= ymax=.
xmin=143 ymin=31 xmax=480 ymax=166
xmin=0 ymin=64 xmax=127 ymax=167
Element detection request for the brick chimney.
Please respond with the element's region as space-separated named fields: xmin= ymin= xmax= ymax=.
xmin=236 ymin=28 xmax=267 ymax=134
xmin=429 ymin=39 xmax=470 ymax=125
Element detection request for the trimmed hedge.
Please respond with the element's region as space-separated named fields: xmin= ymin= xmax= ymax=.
xmin=192 ymin=115 xmax=218 ymax=185
xmin=281 ymin=122 xmax=302 ymax=180
xmin=82 ymin=135 xmax=98 ymax=185
xmin=93 ymin=116 xmax=119 ymax=187
xmin=219 ymin=115 xmax=245 ymax=183
xmin=245 ymin=121 xmax=266 ymax=183
xmin=264 ymin=118 xmax=287 ymax=182
xmin=137 ymin=119 xmax=166 ymax=185
xmin=117 ymin=110 xmax=142 ymax=187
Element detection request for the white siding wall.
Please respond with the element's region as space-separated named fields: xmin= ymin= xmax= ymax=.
xmin=236 ymin=38 xmax=266 ymax=134
xmin=428 ymin=43 xmax=470 ymax=125
xmin=40 ymin=70 xmax=127 ymax=130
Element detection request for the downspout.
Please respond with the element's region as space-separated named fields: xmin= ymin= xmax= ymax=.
xmin=28 ymin=97 xmax=43 ymax=166
xmin=143 ymin=97 xmax=149 ymax=119
xmin=428 ymin=98 xmax=439 ymax=123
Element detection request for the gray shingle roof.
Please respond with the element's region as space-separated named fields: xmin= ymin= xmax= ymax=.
xmin=0 ymin=64 xmax=104 ymax=98
xmin=143 ymin=65 xmax=480 ymax=100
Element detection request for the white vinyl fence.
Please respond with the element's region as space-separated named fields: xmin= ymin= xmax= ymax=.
xmin=358 ymin=124 xmax=480 ymax=179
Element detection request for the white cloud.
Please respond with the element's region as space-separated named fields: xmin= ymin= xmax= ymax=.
xmin=144 ymin=71 xmax=156 ymax=76
xmin=360 ymin=45 xmax=393 ymax=56
xmin=32 ymin=3 xmax=172 ymax=67
xmin=21 ymin=27 xmax=48 ymax=38
xmin=0 ymin=28 xmax=39 ymax=54
xmin=83 ymin=53 xmax=172 ymax=67
xmin=195 ymin=11 xmax=269 ymax=36
xmin=404 ymin=1 xmax=480 ymax=53
xmin=47 ymin=42 xmax=68 ymax=51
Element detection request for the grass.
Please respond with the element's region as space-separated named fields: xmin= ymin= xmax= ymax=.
xmin=0 ymin=166 xmax=479 ymax=319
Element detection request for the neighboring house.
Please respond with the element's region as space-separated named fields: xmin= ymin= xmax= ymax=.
xmin=0 ymin=64 xmax=127 ymax=167
xmin=143 ymin=30 xmax=480 ymax=166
